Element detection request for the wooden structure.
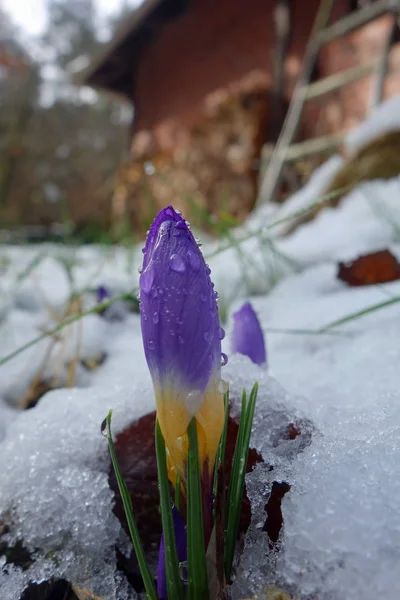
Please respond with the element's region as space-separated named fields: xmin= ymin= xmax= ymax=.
xmin=259 ymin=0 xmax=400 ymax=204
xmin=82 ymin=0 xmax=400 ymax=231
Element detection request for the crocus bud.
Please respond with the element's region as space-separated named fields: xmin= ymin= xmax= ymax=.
xmin=231 ymin=302 xmax=267 ymax=366
xmin=157 ymin=506 xmax=187 ymax=599
xmin=96 ymin=284 xmax=110 ymax=303
xmin=139 ymin=206 xmax=224 ymax=482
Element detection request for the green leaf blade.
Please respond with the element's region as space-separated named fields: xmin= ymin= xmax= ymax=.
xmin=105 ymin=410 xmax=158 ymax=600
xmin=224 ymin=382 xmax=258 ymax=583
xmin=155 ymin=420 xmax=185 ymax=600
xmin=187 ymin=418 xmax=209 ymax=600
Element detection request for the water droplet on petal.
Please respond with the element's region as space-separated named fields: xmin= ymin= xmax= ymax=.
xmin=175 ymin=209 xmax=182 ymax=215
xmin=221 ymin=352 xmax=228 ymax=366
xmin=200 ymin=293 xmax=207 ymax=302
xmin=138 ymin=265 xmax=143 ymax=274
xmin=187 ymin=249 xmax=200 ymax=271
xmin=169 ymin=254 xmax=186 ymax=273
xmin=203 ymin=330 xmax=212 ymax=343
xmin=176 ymin=220 xmax=186 ymax=230
xmin=141 ymin=268 xmax=154 ymax=294
xmin=185 ymin=390 xmax=203 ymax=414
xmin=178 ymin=335 xmax=184 ymax=344
xmin=153 ymin=312 xmax=159 ymax=324
xmin=149 ymin=340 xmax=155 ymax=350
xmin=218 ymin=327 xmax=225 ymax=340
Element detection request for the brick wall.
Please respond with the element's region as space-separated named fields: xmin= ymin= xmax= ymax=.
xmin=134 ymin=0 xmax=349 ymax=139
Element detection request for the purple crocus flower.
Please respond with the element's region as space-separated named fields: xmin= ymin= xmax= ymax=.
xmin=157 ymin=507 xmax=187 ymax=599
xmin=139 ymin=206 xmax=225 ymax=483
xmin=231 ymin=302 xmax=267 ymax=366
xmin=96 ymin=284 xmax=111 ymax=303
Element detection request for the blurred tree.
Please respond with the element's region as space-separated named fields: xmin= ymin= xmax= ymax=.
xmin=0 ymin=0 xmax=131 ymax=238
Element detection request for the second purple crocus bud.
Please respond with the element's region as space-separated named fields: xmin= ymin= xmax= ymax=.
xmin=231 ymin=302 xmax=267 ymax=366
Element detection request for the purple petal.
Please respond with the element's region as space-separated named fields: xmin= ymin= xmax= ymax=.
xmin=231 ymin=302 xmax=267 ymax=366
xmin=96 ymin=284 xmax=110 ymax=303
xmin=140 ymin=206 xmax=221 ymax=392
xmin=157 ymin=506 xmax=187 ymax=599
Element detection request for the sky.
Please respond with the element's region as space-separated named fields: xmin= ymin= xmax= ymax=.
xmin=2 ymin=0 xmax=141 ymax=37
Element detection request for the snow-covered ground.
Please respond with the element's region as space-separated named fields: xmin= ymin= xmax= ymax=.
xmin=1 ymin=99 xmax=400 ymax=599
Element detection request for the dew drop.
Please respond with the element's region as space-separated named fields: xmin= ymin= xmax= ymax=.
xmin=187 ymin=249 xmax=200 ymax=271
xmin=203 ymin=330 xmax=212 ymax=343
xmin=138 ymin=265 xmax=143 ymax=274
xmin=218 ymin=327 xmax=225 ymax=340
xmin=153 ymin=312 xmax=159 ymax=324
xmin=100 ymin=417 xmax=108 ymax=436
xmin=169 ymin=254 xmax=186 ymax=273
xmin=221 ymin=352 xmax=228 ymax=366
xmin=185 ymin=390 xmax=203 ymax=414
xmin=178 ymin=335 xmax=184 ymax=344
xmin=175 ymin=209 xmax=182 ymax=215
xmin=149 ymin=341 xmax=155 ymax=350
xmin=179 ymin=561 xmax=188 ymax=584
xmin=140 ymin=268 xmax=154 ymax=294
xmin=176 ymin=220 xmax=186 ymax=230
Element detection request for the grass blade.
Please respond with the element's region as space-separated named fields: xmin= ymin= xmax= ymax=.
xmin=319 ymin=295 xmax=400 ymax=330
xmin=104 ymin=410 xmax=158 ymax=600
xmin=213 ymin=388 xmax=230 ymax=498
xmin=224 ymin=382 xmax=258 ymax=582
xmin=0 ymin=292 xmax=134 ymax=367
xmin=155 ymin=420 xmax=185 ymax=600
xmin=187 ymin=418 xmax=209 ymax=600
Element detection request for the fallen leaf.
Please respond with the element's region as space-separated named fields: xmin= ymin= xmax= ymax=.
xmin=337 ymin=249 xmax=400 ymax=286
xmin=71 ymin=586 xmax=104 ymax=600
xmin=263 ymin=481 xmax=291 ymax=546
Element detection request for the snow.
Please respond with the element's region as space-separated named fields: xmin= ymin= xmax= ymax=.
xmin=345 ymin=95 xmax=400 ymax=154
xmin=2 ymin=97 xmax=400 ymax=599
